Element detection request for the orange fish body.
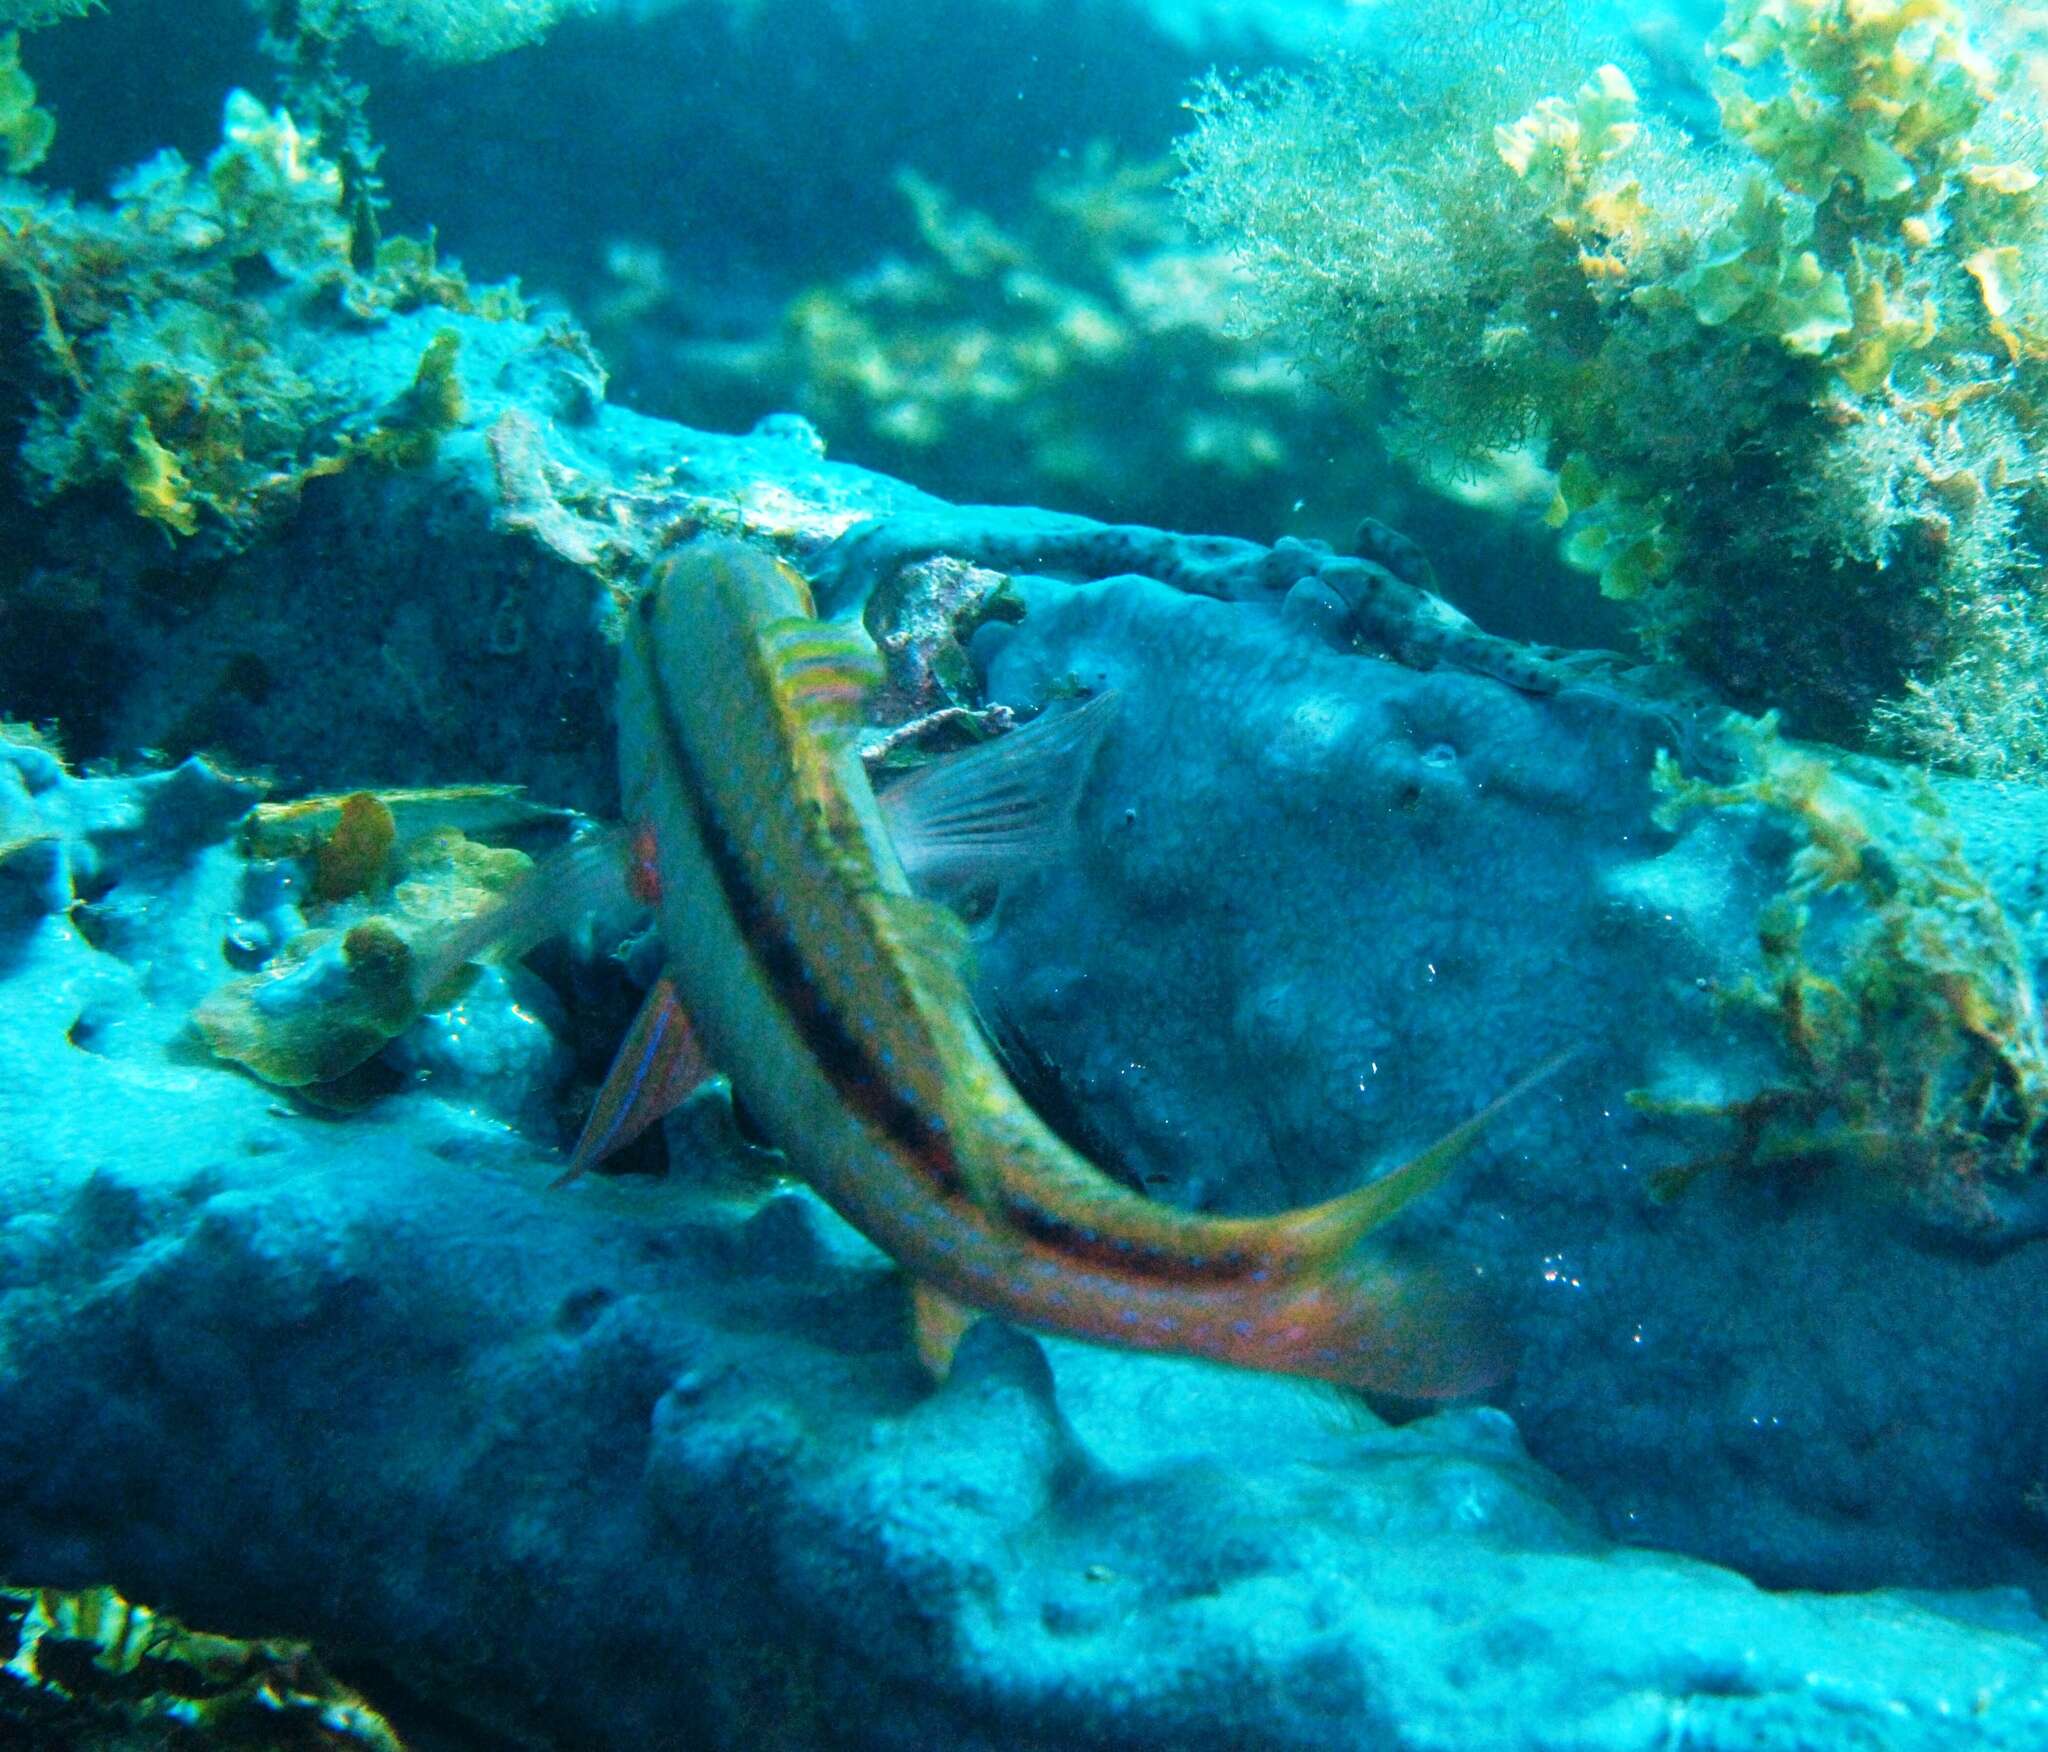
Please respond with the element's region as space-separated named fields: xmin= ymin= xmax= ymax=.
xmin=614 ymin=539 xmax=1511 ymax=1397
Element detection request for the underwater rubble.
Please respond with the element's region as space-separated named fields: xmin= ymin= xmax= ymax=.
xmin=7 ymin=276 xmax=2048 ymax=1743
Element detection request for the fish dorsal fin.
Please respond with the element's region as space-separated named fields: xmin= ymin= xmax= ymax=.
xmin=879 ymin=692 xmax=1119 ymax=894
xmin=758 ymin=615 xmax=884 ymax=739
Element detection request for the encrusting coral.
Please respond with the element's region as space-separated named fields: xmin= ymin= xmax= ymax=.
xmin=1180 ymin=0 xmax=2048 ymax=773
xmin=194 ymin=789 xmax=543 ymax=1092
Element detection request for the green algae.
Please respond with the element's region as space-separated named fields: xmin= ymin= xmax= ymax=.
xmin=0 ymin=83 xmax=513 ymax=560
xmin=0 ymin=31 xmax=51 ymax=174
xmin=1179 ymin=0 xmax=2048 ymax=773
xmin=1644 ymin=713 xmax=2048 ymax=1225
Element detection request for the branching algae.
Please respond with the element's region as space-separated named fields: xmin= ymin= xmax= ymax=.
xmin=1181 ymin=0 xmax=2048 ymax=772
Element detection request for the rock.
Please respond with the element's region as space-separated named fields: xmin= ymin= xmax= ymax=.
xmin=0 ymin=564 xmax=2045 ymax=1750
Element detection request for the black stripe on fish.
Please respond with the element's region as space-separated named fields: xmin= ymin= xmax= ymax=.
xmin=640 ymin=600 xmax=972 ymax=1205
xmin=642 ymin=562 xmax=1272 ymax=1293
xmin=995 ymin=1191 xmax=1260 ymax=1287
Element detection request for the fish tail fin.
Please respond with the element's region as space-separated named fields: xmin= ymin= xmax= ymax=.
xmin=1272 ymin=1049 xmax=1579 ymax=1270
xmin=1311 ymin=1251 xmax=1515 ymax=1400
xmin=1250 ymin=1051 xmax=1578 ymax=1398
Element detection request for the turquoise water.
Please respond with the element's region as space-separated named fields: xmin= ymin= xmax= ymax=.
xmin=6 ymin=2 xmax=2048 ymax=1746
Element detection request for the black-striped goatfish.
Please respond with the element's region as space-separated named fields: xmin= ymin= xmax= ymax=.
xmin=447 ymin=539 xmax=1534 ymax=1396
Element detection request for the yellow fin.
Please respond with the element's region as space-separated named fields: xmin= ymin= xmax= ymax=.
xmin=873 ymin=890 xmax=978 ymax=1012
xmin=1278 ymin=1049 xmax=1578 ymax=1266
xmin=911 ymin=1280 xmax=983 ymax=1380
xmin=759 ymin=615 xmax=884 ymax=737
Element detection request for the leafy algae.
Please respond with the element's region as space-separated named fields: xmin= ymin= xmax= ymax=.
xmin=1180 ymin=0 xmax=2048 ymax=774
xmin=0 ymin=64 xmax=515 ymax=572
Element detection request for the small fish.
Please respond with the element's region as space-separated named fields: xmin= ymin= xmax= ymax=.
xmin=451 ymin=539 xmax=1545 ymax=1396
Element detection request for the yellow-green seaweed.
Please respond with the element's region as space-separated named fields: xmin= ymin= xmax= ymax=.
xmin=1 ymin=1581 xmax=405 ymax=1749
xmin=1 ymin=84 xmax=521 ymax=553
xmin=1642 ymin=713 xmax=2048 ymax=1226
xmin=0 ymin=31 xmax=52 ymax=174
xmin=1179 ymin=0 xmax=2048 ymax=769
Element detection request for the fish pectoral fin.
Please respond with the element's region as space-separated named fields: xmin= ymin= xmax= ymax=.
xmin=553 ymin=974 xmax=713 ymax=1187
xmin=910 ymin=1280 xmax=985 ymax=1381
xmin=759 ymin=615 xmax=886 ymax=740
xmin=878 ymin=691 xmax=1120 ymax=894
xmin=1280 ymin=1048 xmax=1580 ymax=1265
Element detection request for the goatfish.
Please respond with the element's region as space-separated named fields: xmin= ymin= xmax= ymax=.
xmin=447 ymin=538 xmax=1538 ymax=1397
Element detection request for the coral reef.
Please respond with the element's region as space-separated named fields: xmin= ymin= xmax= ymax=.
xmin=0 ymin=72 xmax=519 ymax=601
xmin=11 ymin=313 xmax=2048 ymax=1590
xmin=1179 ymin=0 xmax=2048 ymax=770
xmin=7 ymin=29 xmax=2048 ymax=1731
xmin=813 ymin=502 xmax=1582 ymax=694
xmin=1 ymin=1583 xmax=404 ymax=1749
xmin=932 ymin=520 xmax=2048 ymax=1592
xmin=9 ymin=722 xmax=2048 ymax=1747
xmin=592 ymin=150 xmax=1393 ymax=542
